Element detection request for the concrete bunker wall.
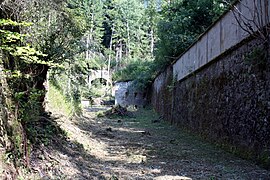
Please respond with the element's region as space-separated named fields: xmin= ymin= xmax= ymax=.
xmin=114 ymin=81 xmax=148 ymax=108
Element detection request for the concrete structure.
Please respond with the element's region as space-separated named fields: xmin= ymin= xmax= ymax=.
xmin=114 ymin=81 xmax=147 ymax=108
xmin=87 ymin=69 xmax=112 ymax=87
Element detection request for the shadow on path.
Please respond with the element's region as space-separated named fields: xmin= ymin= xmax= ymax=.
xmin=30 ymin=107 xmax=270 ymax=179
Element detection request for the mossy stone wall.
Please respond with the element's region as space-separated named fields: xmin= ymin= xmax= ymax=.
xmin=151 ymin=37 xmax=270 ymax=168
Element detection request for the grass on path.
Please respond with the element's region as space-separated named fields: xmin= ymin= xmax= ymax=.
xmin=19 ymin=106 xmax=270 ymax=179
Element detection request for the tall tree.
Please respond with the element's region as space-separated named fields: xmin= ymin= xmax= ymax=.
xmin=144 ymin=0 xmax=161 ymax=55
xmin=105 ymin=0 xmax=150 ymax=70
xmin=155 ymin=0 xmax=228 ymax=67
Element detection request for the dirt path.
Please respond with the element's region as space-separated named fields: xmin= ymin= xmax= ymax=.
xmin=28 ymin=107 xmax=270 ymax=179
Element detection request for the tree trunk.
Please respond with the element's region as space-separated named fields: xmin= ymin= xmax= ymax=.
xmin=108 ymin=25 xmax=114 ymax=74
xmin=126 ymin=21 xmax=130 ymax=57
xmin=86 ymin=13 xmax=94 ymax=60
xmin=150 ymin=27 xmax=154 ymax=54
xmin=86 ymin=33 xmax=90 ymax=59
xmin=115 ymin=46 xmax=119 ymax=71
xmin=119 ymin=41 xmax=123 ymax=66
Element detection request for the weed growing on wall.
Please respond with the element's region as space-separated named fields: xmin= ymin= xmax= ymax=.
xmin=244 ymin=47 xmax=267 ymax=67
xmin=167 ymin=76 xmax=177 ymax=92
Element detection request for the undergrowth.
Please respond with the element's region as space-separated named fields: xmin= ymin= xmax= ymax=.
xmin=47 ymin=83 xmax=74 ymax=117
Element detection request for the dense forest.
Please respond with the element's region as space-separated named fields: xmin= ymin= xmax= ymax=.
xmin=0 ymin=0 xmax=234 ymax=178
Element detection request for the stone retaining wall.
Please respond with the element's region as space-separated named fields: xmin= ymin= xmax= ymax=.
xmin=150 ymin=0 xmax=270 ymax=167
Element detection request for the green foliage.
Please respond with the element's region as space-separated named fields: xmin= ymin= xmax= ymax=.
xmin=244 ymin=47 xmax=267 ymax=67
xmin=0 ymin=0 xmax=85 ymax=170
xmin=113 ymin=57 xmax=157 ymax=89
xmin=96 ymin=111 xmax=105 ymax=118
xmin=113 ymin=58 xmax=153 ymax=81
xmin=15 ymin=89 xmax=45 ymax=123
xmin=0 ymin=16 xmax=65 ymax=168
xmin=0 ymin=30 xmax=22 ymax=45
xmin=0 ymin=19 xmax=32 ymax=27
xmin=0 ymin=18 xmax=49 ymax=120
xmin=103 ymin=0 xmax=154 ymax=70
xmin=155 ymin=0 xmax=228 ymax=64
xmin=48 ymin=83 xmax=74 ymax=116
xmin=66 ymin=0 xmax=106 ymax=67
xmin=0 ymin=19 xmax=47 ymax=65
xmin=49 ymin=75 xmax=82 ymax=116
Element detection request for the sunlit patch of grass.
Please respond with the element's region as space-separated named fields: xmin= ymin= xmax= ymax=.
xmin=96 ymin=110 xmax=105 ymax=117
xmin=124 ymin=108 xmax=159 ymax=125
xmin=47 ymin=84 xmax=73 ymax=116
